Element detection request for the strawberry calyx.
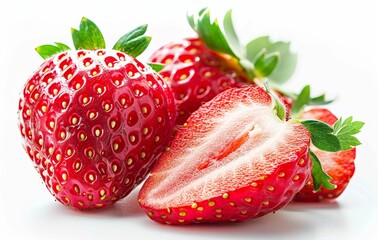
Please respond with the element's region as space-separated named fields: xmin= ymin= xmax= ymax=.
xmin=36 ymin=17 xmax=152 ymax=60
xmin=187 ymin=8 xmax=297 ymax=84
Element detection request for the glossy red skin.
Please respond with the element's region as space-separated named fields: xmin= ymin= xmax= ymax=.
xmin=139 ymin=87 xmax=311 ymax=224
xmin=18 ymin=49 xmax=176 ymax=210
xmin=149 ymin=38 xmax=250 ymax=125
xmin=294 ymin=108 xmax=356 ymax=202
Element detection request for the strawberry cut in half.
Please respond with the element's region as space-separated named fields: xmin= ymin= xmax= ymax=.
xmin=294 ymin=108 xmax=356 ymax=201
xmin=138 ymin=86 xmax=311 ymax=224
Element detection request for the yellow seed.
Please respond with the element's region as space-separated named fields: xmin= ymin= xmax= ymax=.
xmin=56 ymin=154 xmax=61 ymax=161
xmin=164 ymin=58 xmax=172 ymax=64
xmin=208 ymin=201 xmax=215 ymax=207
xmin=75 ymin=83 xmax=81 ymax=89
xmin=65 ymin=197 xmax=70 ymax=203
xmin=216 ymin=214 xmax=223 ymax=218
xmin=129 ymin=135 xmax=136 ymax=143
xmin=56 ymin=185 xmax=61 ymax=191
xmin=204 ymin=71 xmax=212 ymax=78
xmin=26 ymin=109 xmax=31 ymax=116
xmin=62 ymin=101 xmax=68 ymax=109
xmin=184 ymin=59 xmax=192 ymax=63
xmin=154 ymin=98 xmax=160 ymax=105
xmin=229 ymin=202 xmax=235 ymax=207
xmin=88 ymin=194 xmax=93 ymax=200
xmin=47 ymin=78 xmax=53 ymax=83
xmin=157 ymin=116 xmax=162 ymax=122
xmin=244 ymin=197 xmax=252 ymax=203
xmin=82 ymin=97 xmax=89 ymax=104
xmin=34 ymin=93 xmax=40 ymax=100
xmin=222 ymin=193 xmax=229 ymax=199
xmin=104 ymin=104 xmax=110 ymax=111
xmin=78 ymin=201 xmax=84 ymax=206
xmin=196 ymin=217 xmax=203 ymax=221
xmin=166 ymin=147 xmax=171 ymax=151
xmin=28 ymin=84 xmax=35 ymax=91
xmin=293 ymin=175 xmax=300 ymax=181
xmin=140 ymin=151 xmax=146 ymax=159
xmin=71 ymin=117 xmax=78 ymax=125
xmin=161 ymin=215 xmax=167 ymax=219
xmin=327 ymin=194 xmax=333 ymax=198
xmin=154 ymin=136 xmax=160 ymax=143
xmin=191 ymin=203 xmax=198 ymax=209
xmin=143 ymin=127 xmax=148 ymax=135
xmin=110 ymin=121 xmax=116 ymax=129
xmin=177 ymin=211 xmax=186 ymax=217
xmin=87 ymin=150 xmax=93 ymax=158
xmin=89 ymin=112 xmax=96 ymax=119
xmin=178 ymin=219 xmax=185 ymax=223
xmin=97 ymin=87 xmax=102 ymax=94
xmin=74 ymin=185 xmax=80 ymax=193
xmin=251 ymin=182 xmax=258 ymax=187
xmin=41 ymin=106 xmax=47 ymax=112
xmin=100 ymin=189 xmax=105 ymax=196
xmin=124 ymin=178 xmax=130 ymax=184
xmin=278 ymin=172 xmax=286 ymax=177
xmin=112 ymin=164 xmax=118 ymax=173
xmin=197 ymin=206 xmax=203 ymax=211
xmin=127 ymin=158 xmax=133 ymax=165
xmin=240 ymin=210 xmax=248 ymax=215
xmin=179 ymin=74 xmax=188 ymax=80
xmin=62 ymin=64 xmax=68 ymax=70
xmin=167 ymin=208 xmax=171 ymax=214
xmin=75 ymin=162 xmax=81 ymax=170
xmin=88 ymin=174 xmax=94 ymax=181
xmin=62 ymin=173 xmax=67 ymax=181
xmin=67 ymin=149 xmax=72 ymax=156
xmin=215 ymin=208 xmax=222 ymax=213
xmin=53 ymin=89 xmax=58 ymax=95
xmin=142 ymin=107 xmax=148 ymax=114
xmin=67 ymin=74 xmax=73 ymax=80
xmin=95 ymin=129 xmax=101 ymax=137
xmin=92 ymin=71 xmax=98 ymax=76
xmin=80 ymin=133 xmax=86 ymax=140
xmin=49 ymin=121 xmax=55 ymax=129
xmin=120 ymin=98 xmax=126 ymax=105
xmin=299 ymin=159 xmax=305 ymax=165
xmin=38 ymin=138 xmax=43 ymax=146
xmin=267 ymin=186 xmax=275 ymax=191
xmin=96 ymin=203 xmax=103 ymax=207
xmin=262 ymin=201 xmax=270 ymax=206
xmin=148 ymin=211 xmax=153 ymax=216
xmin=128 ymin=71 xmax=134 ymax=77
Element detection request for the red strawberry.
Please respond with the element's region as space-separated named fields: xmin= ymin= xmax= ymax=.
xmin=150 ymin=9 xmax=297 ymax=125
xmin=18 ymin=18 xmax=176 ymax=210
xmin=150 ymin=38 xmax=249 ymax=125
xmin=294 ymin=108 xmax=356 ymax=201
xmin=138 ymin=86 xmax=311 ymax=224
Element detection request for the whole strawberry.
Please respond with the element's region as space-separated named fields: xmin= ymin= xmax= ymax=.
xmin=18 ymin=18 xmax=176 ymax=210
xmin=150 ymin=8 xmax=297 ymax=125
xmin=294 ymin=108 xmax=363 ymax=201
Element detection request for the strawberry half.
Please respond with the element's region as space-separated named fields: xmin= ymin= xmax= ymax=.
xmin=138 ymin=86 xmax=311 ymax=224
xmin=294 ymin=108 xmax=356 ymax=201
xmin=149 ymin=8 xmax=297 ymax=125
xmin=18 ymin=18 xmax=176 ymax=210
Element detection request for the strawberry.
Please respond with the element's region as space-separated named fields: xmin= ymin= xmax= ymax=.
xmin=150 ymin=8 xmax=297 ymax=125
xmin=18 ymin=18 xmax=176 ymax=210
xmin=138 ymin=86 xmax=312 ymax=224
xmin=294 ymin=108 xmax=357 ymax=201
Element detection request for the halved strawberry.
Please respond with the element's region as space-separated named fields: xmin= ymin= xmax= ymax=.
xmin=294 ymin=108 xmax=356 ymax=201
xmin=138 ymin=86 xmax=311 ymax=224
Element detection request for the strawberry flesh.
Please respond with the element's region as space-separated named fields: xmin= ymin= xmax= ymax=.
xmin=139 ymin=86 xmax=311 ymax=224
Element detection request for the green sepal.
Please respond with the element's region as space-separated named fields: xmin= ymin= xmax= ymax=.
xmin=189 ymin=8 xmax=237 ymax=59
xmin=71 ymin=17 xmax=105 ymax=50
xmin=254 ymin=49 xmax=280 ymax=78
xmin=333 ymin=117 xmax=364 ymax=150
xmin=148 ymin=63 xmax=165 ymax=73
xmin=35 ymin=42 xmax=71 ymax=59
xmin=310 ymin=150 xmax=336 ymax=191
xmin=113 ymin=24 xmax=151 ymax=58
xmin=301 ymin=120 xmax=341 ymax=152
xmin=264 ymin=80 xmax=286 ymax=121
xmin=246 ymin=36 xmax=297 ymax=84
xmin=290 ymin=85 xmax=311 ymax=117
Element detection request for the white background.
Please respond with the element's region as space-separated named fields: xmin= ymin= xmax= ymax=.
xmin=1 ymin=0 xmax=377 ymax=239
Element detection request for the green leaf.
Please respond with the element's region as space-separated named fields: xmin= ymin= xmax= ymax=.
xmin=223 ymin=9 xmax=244 ymax=57
xmin=254 ymin=50 xmax=280 ymax=78
xmin=113 ymin=24 xmax=151 ymax=57
xmin=192 ymin=8 xmax=237 ymax=59
xmin=333 ymin=117 xmax=364 ymax=150
xmin=264 ymin=80 xmax=286 ymax=121
xmin=246 ymin=36 xmax=297 ymax=84
xmin=308 ymin=93 xmax=334 ymax=106
xmin=301 ymin=120 xmax=341 ymax=152
xmin=71 ymin=17 xmax=105 ymax=50
xmin=310 ymin=150 xmax=336 ymax=191
xmin=35 ymin=42 xmax=71 ymax=59
xmin=290 ymin=85 xmax=311 ymax=117
xmin=148 ymin=63 xmax=165 ymax=73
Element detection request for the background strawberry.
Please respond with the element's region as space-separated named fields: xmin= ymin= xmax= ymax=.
xmin=150 ymin=8 xmax=297 ymax=125
xmin=139 ymin=86 xmax=312 ymax=224
xmin=18 ymin=18 xmax=176 ymax=210
xmin=294 ymin=108 xmax=358 ymax=201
